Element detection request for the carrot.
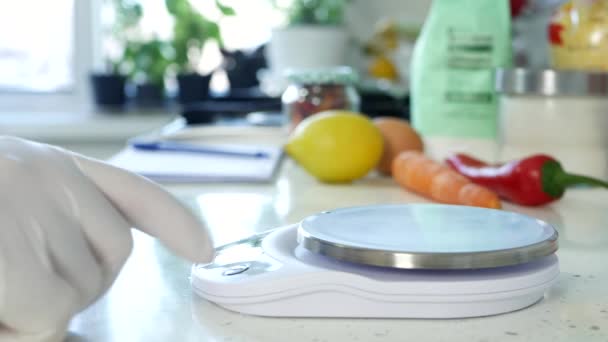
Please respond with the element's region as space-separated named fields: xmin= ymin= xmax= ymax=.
xmin=392 ymin=151 xmax=502 ymax=209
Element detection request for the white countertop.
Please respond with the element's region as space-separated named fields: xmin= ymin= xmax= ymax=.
xmin=67 ymin=152 xmax=608 ymax=341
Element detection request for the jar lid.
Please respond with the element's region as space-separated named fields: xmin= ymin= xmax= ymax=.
xmin=286 ymin=66 xmax=359 ymax=85
xmin=496 ymin=68 xmax=608 ymax=96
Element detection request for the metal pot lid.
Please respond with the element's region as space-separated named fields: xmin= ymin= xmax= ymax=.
xmin=495 ymin=68 xmax=608 ymax=96
xmin=297 ymin=204 xmax=558 ymax=270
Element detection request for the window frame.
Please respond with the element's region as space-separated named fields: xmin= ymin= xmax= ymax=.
xmin=0 ymin=0 xmax=102 ymax=114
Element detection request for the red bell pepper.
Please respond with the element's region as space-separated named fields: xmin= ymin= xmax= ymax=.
xmin=445 ymin=154 xmax=608 ymax=206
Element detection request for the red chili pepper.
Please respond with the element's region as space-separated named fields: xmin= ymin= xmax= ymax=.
xmin=445 ymin=154 xmax=608 ymax=206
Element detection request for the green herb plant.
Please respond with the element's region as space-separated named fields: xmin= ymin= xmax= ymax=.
xmin=271 ymin=0 xmax=349 ymax=26
xmin=105 ymin=0 xmax=234 ymax=87
xmin=123 ymin=39 xmax=174 ymax=87
xmin=104 ymin=0 xmax=143 ymax=74
xmin=165 ymin=0 xmax=235 ymax=74
xmin=103 ymin=0 xmax=173 ymax=88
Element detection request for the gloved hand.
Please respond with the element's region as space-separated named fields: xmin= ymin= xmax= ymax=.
xmin=0 ymin=137 xmax=214 ymax=341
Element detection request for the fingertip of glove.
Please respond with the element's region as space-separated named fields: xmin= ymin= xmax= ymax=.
xmin=172 ymin=226 xmax=215 ymax=264
xmin=195 ymin=248 xmax=216 ymax=264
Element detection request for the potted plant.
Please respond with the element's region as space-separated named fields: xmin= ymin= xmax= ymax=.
xmin=123 ymin=38 xmax=174 ymax=106
xmin=166 ymin=0 xmax=234 ymax=104
xmin=90 ymin=0 xmax=143 ymax=108
xmin=266 ymin=0 xmax=350 ymax=84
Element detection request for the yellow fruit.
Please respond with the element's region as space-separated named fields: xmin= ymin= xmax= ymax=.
xmin=285 ymin=111 xmax=384 ymax=183
xmin=368 ymin=55 xmax=399 ymax=81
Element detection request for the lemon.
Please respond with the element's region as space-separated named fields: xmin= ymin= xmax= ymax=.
xmin=285 ymin=111 xmax=384 ymax=183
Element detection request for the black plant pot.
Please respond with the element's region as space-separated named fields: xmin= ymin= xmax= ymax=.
xmin=90 ymin=73 xmax=126 ymax=107
xmin=222 ymin=46 xmax=266 ymax=90
xmin=226 ymin=67 xmax=261 ymax=89
xmin=135 ymin=83 xmax=164 ymax=106
xmin=177 ymin=73 xmax=211 ymax=104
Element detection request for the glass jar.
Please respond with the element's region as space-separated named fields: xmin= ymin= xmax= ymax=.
xmin=549 ymin=0 xmax=608 ymax=71
xmin=281 ymin=67 xmax=360 ymax=129
xmin=495 ymin=68 xmax=608 ymax=178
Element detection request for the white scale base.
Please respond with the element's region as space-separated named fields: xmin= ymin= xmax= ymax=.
xmin=192 ymin=224 xmax=559 ymax=318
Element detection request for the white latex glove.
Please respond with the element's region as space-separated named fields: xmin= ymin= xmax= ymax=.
xmin=0 ymin=137 xmax=214 ymax=342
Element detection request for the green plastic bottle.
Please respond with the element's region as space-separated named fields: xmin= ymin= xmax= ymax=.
xmin=410 ymin=0 xmax=512 ymax=161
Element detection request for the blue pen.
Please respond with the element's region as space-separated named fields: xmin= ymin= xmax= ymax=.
xmin=131 ymin=141 xmax=270 ymax=159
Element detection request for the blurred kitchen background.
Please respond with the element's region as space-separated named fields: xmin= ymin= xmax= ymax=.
xmin=0 ymin=0 xmax=568 ymax=158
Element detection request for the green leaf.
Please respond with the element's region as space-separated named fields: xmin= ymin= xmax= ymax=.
xmin=165 ymin=0 xmax=190 ymax=16
xmin=205 ymin=21 xmax=222 ymax=43
xmin=215 ymin=0 xmax=236 ymax=16
xmin=165 ymin=0 xmax=178 ymax=14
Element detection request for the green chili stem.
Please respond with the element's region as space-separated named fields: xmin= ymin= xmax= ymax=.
xmin=556 ymin=171 xmax=608 ymax=189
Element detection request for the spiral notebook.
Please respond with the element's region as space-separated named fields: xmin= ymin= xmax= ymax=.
xmin=109 ymin=143 xmax=284 ymax=183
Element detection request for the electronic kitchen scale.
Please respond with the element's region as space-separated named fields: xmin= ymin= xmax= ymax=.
xmin=191 ymin=204 xmax=559 ymax=318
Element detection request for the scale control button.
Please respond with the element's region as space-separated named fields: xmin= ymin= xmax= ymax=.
xmin=222 ymin=264 xmax=250 ymax=276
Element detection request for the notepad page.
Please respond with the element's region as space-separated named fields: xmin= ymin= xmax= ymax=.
xmin=109 ymin=145 xmax=283 ymax=183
